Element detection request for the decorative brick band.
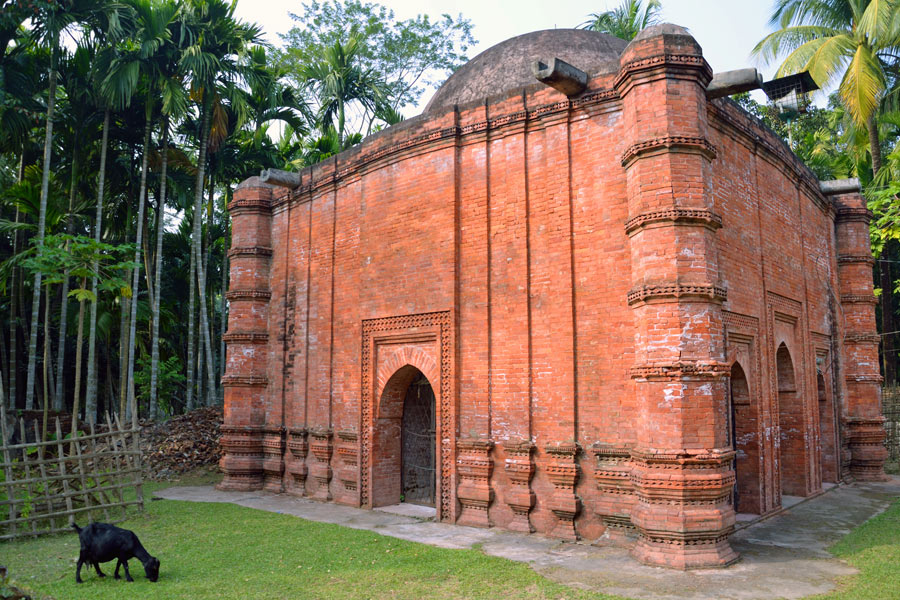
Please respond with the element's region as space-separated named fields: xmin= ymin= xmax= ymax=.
xmin=837 ymin=254 xmax=875 ymax=266
xmin=221 ymin=375 xmax=268 ymax=387
xmin=222 ymin=332 xmax=269 ymax=344
xmin=844 ymin=333 xmax=881 ymax=345
xmin=227 ymin=197 xmax=271 ymax=215
xmin=225 ymin=289 xmax=272 ymax=301
xmin=630 ymin=361 xmax=731 ymax=380
xmin=835 ymin=206 xmax=873 ymax=223
xmin=228 ymin=246 xmax=273 ymax=259
xmin=840 ymin=294 xmax=877 ymax=304
xmin=845 ymin=373 xmax=884 ymax=384
xmin=627 ymin=283 xmax=726 ymax=305
xmin=621 ymin=136 xmax=717 ymax=167
xmin=624 ymin=207 xmax=722 ymax=236
xmin=614 ymin=53 xmax=712 ymax=90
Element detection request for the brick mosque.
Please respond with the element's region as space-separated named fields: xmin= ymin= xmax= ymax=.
xmin=218 ymin=24 xmax=888 ymax=569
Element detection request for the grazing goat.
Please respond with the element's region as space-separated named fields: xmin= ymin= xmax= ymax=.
xmin=72 ymin=522 xmax=160 ymax=583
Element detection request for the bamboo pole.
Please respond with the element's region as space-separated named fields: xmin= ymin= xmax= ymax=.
xmin=0 ymin=402 xmax=16 ymax=537
xmin=32 ymin=421 xmax=54 ymax=533
xmin=54 ymin=417 xmax=75 ymax=526
xmin=19 ymin=419 xmax=37 ymax=536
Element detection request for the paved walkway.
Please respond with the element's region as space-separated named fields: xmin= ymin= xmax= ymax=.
xmin=155 ymin=477 xmax=900 ymax=600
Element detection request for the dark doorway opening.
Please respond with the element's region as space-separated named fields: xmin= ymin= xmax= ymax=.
xmin=401 ymin=373 xmax=435 ymax=505
xmin=730 ymin=362 xmax=761 ymax=513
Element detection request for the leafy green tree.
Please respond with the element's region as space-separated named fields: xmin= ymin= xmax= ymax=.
xmin=579 ymin=0 xmax=662 ymax=40
xmin=277 ymin=0 xmax=474 ymax=116
xmin=754 ymin=0 xmax=900 ymax=385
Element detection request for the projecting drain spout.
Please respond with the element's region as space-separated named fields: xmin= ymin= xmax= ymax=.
xmin=706 ymin=68 xmax=763 ymax=99
xmin=260 ymin=168 xmax=302 ymax=189
xmin=532 ymin=58 xmax=588 ymax=97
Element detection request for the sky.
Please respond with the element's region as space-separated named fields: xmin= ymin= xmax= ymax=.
xmin=234 ymin=0 xmax=789 ymax=112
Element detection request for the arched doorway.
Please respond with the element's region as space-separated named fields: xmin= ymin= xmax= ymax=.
xmin=776 ymin=343 xmax=807 ymax=497
xmin=730 ymin=362 xmax=761 ymax=513
xmin=817 ymin=369 xmax=839 ymax=483
xmin=372 ymin=365 xmax=436 ymax=507
xmin=402 ymin=373 xmax=436 ymax=505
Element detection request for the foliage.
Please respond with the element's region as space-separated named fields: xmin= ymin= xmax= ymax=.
xmin=135 ymin=354 xmax=184 ymax=416
xmin=752 ymin=0 xmax=900 ymax=127
xmin=579 ymin=0 xmax=662 ymax=40
xmin=277 ymin=0 xmax=475 ymax=113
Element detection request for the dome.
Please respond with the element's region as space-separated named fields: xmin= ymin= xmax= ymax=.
xmin=424 ymin=29 xmax=628 ymax=113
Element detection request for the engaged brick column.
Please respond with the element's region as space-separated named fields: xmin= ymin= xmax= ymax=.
xmin=218 ymin=177 xmax=275 ymax=491
xmin=616 ymin=24 xmax=737 ymax=568
xmin=829 ymin=180 xmax=888 ymax=481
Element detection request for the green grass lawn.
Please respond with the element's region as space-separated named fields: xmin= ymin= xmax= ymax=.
xmin=2 ymin=471 xmax=899 ymax=600
xmin=813 ymin=494 xmax=900 ymax=600
xmin=1 ymin=472 xmax=622 ymax=600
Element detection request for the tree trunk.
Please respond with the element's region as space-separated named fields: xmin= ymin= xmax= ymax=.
xmin=86 ymin=109 xmax=111 ymax=423
xmin=219 ymin=213 xmax=229 ymax=405
xmin=119 ymin=294 xmax=129 ymax=418
xmin=186 ymin=107 xmax=211 ymax=412
xmin=9 ymin=208 xmax=19 ymax=411
xmin=149 ymin=117 xmax=169 ymax=420
xmin=25 ymin=41 xmax=58 ymax=411
xmin=71 ymin=279 xmax=87 ymax=436
xmin=125 ymin=114 xmax=153 ymax=422
xmin=42 ymin=286 xmax=51 ymax=443
xmin=201 ymin=174 xmax=215 ymax=405
xmin=55 ymin=150 xmax=80 ymax=411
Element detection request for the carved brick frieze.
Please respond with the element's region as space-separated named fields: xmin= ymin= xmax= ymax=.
xmin=844 ymin=333 xmax=881 ymax=345
xmin=624 ymin=208 xmax=722 ymax=237
xmin=226 ymin=197 xmax=272 ymax=215
xmin=840 ymin=294 xmax=878 ymax=304
xmin=621 ymin=136 xmax=717 ymax=167
xmin=630 ymin=448 xmax=735 ymax=504
xmin=837 ymin=254 xmax=876 ymax=265
xmin=220 ymin=375 xmax=268 ymax=387
xmin=502 ymin=439 xmax=536 ymax=533
xmin=336 ymin=430 xmax=360 ymax=505
xmin=218 ymin=426 xmax=264 ymax=490
xmin=627 ymin=283 xmax=727 ymax=306
xmin=227 ymin=246 xmax=273 ymax=259
xmin=262 ymin=426 xmax=286 ymax=493
xmin=614 ymin=53 xmax=712 ymax=92
xmin=224 ymin=289 xmax=272 ymax=302
xmin=456 ymin=439 xmax=493 ymax=528
xmin=544 ymin=442 xmax=580 ymax=541
xmin=309 ymin=428 xmax=334 ymax=501
xmin=630 ymin=361 xmax=730 ymax=381
xmin=591 ymin=444 xmax=634 ymax=496
xmin=287 ymin=428 xmax=309 ymax=495
xmin=222 ymin=332 xmax=269 ymax=344
xmin=834 ymin=206 xmax=874 ymax=223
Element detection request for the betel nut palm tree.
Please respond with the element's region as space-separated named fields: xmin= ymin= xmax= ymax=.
xmin=24 ymin=0 xmax=127 ymax=411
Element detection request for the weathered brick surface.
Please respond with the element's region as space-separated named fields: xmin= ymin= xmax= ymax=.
xmin=220 ymin=25 xmax=886 ymax=568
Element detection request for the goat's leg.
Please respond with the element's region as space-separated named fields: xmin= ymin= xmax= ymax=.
xmin=93 ymin=561 xmax=106 ymax=577
xmin=122 ymin=559 xmax=134 ymax=582
xmin=76 ymin=557 xmax=85 ymax=584
xmin=114 ymin=559 xmax=122 ymax=579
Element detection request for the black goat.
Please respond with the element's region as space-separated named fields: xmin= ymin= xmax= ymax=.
xmin=72 ymin=522 xmax=160 ymax=583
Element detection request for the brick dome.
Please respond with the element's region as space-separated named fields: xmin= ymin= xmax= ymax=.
xmin=424 ymin=29 xmax=628 ymax=112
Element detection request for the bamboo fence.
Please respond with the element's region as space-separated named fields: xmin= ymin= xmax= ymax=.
xmin=0 ymin=403 xmax=144 ymax=542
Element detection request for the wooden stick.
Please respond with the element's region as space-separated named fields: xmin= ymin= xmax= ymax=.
xmin=55 ymin=417 xmax=75 ymax=527
xmin=19 ymin=419 xmax=37 ymax=537
xmin=32 ymin=421 xmax=54 ymax=534
xmin=72 ymin=427 xmax=93 ymax=523
xmin=0 ymin=402 xmax=17 ymax=538
xmin=89 ymin=420 xmax=111 ymax=522
xmin=0 ymin=426 xmax=141 ymax=451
